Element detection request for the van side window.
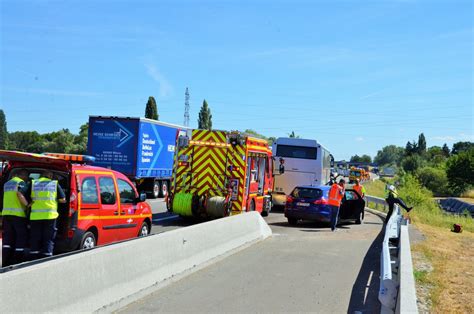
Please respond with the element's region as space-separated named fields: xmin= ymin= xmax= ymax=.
xmin=99 ymin=177 xmax=116 ymax=205
xmin=81 ymin=177 xmax=99 ymax=204
xmin=117 ymin=179 xmax=135 ymax=204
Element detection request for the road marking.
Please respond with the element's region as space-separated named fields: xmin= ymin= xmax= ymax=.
xmin=363 ymin=270 xmax=374 ymax=305
xmin=152 ymin=215 xmax=179 ymax=223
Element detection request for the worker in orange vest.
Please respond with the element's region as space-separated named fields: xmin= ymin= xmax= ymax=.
xmin=353 ymin=179 xmax=366 ymax=198
xmin=328 ymin=179 xmax=346 ymax=232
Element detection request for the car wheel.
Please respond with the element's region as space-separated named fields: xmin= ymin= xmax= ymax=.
xmin=138 ymin=222 xmax=149 ymax=237
xmin=80 ymin=231 xmax=96 ymax=250
xmin=288 ymin=218 xmax=297 ymax=225
xmin=356 ymin=211 xmax=363 ymax=224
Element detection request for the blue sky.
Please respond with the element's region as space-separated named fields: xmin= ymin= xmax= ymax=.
xmin=1 ymin=0 xmax=473 ymax=160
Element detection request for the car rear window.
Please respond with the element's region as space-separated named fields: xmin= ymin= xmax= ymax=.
xmin=291 ymin=187 xmax=323 ymax=199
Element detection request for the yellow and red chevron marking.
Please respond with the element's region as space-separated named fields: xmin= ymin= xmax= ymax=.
xmin=191 ymin=145 xmax=227 ymax=196
xmin=192 ymin=130 xmax=227 ymax=143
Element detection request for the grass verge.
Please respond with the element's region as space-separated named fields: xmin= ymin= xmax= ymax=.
xmin=411 ymin=223 xmax=474 ymax=313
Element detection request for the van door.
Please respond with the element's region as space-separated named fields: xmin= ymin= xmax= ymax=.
xmin=77 ymin=175 xmax=101 ymax=237
xmin=97 ymin=176 xmax=121 ymax=244
xmin=116 ymin=178 xmax=140 ymax=239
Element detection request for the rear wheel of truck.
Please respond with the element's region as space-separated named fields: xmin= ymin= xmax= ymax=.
xmin=151 ymin=181 xmax=160 ymax=199
xmin=160 ymin=180 xmax=168 ymax=198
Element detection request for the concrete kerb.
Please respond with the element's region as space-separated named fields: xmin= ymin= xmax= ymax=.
xmin=0 ymin=212 xmax=272 ymax=313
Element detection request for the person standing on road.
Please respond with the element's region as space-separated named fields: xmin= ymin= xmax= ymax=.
xmin=328 ymin=179 xmax=345 ymax=232
xmin=385 ymin=185 xmax=412 ymax=224
xmin=29 ymin=170 xmax=66 ymax=260
xmin=353 ymin=178 xmax=366 ymax=198
xmin=1 ymin=169 xmax=31 ymax=267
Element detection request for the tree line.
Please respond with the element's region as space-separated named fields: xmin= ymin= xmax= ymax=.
xmin=373 ymin=133 xmax=473 ymax=196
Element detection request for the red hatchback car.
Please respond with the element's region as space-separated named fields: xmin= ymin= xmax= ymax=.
xmin=0 ymin=151 xmax=152 ymax=253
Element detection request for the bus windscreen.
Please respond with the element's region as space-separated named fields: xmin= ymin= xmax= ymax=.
xmin=276 ymin=145 xmax=317 ymax=160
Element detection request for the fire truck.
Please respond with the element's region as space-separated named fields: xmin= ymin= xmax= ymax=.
xmin=168 ymin=129 xmax=280 ymax=218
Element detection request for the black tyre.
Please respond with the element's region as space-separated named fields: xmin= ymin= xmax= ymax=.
xmin=288 ymin=218 xmax=297 ymax=225
xmin=138 ymin=221 xmax=150 ymax=237
xmin=80 ymin=231 xmax=96 ymax=250
xmin=151 ymin=181 xmax=160 ymax=199
xmin=356 ymin=211 xmax=363 ymax=224
xmin=159 ymin=180 xmax=168 ymax=198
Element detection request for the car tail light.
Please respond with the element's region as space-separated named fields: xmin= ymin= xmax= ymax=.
xmin=69 ymin=191 xmax=77 ymax=216
xmin=313 ymin=197 xmax=328 ymax=205
xmin=68 ymin=230 xmax=75 ymax=238
xmin=286 ymin=195 xmax=294 ymax=203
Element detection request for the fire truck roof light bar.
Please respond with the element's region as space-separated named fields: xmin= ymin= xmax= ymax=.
xmin=43 ymin=153 xmax=96 ymax=164
xmin=189 ymin=140 xmax=231 ymax=148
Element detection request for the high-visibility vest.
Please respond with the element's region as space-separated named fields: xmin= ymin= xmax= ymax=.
xmin=353 ymin=184 xmax=365 ymax=196
xmin=2 ymin=177 xmax=27 ymax=218
xmin=328 ymin=183 xmax=343 ymax=207
xmin=386 ymin=188 xmax=398 ymax=199
xmin=30 ymin=178 xmax=59 ymax=220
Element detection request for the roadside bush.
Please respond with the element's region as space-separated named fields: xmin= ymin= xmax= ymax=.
xmin=416 ymin=167 xmax=449 ymax=196
xmin=446 ymin=149 xmax=474 ymax=195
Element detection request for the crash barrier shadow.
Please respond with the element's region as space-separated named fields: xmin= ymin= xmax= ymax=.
xmin=378 ymin=204 xmax=418 ymax=314
xmin=0 ymin=212 xmax=272 ymax=313
xmin=438 ymin=198 xmax=474 ymax=217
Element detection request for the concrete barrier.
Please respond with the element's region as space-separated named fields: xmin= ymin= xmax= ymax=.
xmin=0 ymin=212 xmax=272 ymax=313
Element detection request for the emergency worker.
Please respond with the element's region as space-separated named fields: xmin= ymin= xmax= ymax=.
xmin=385 ymin=185 xmax=413 ymax=224
xmin=328 ymin=178 xmax=345 ymax=232
xmin=1 ymin=169 xmax=30 ymax=266
xmin=29 ymin=170 xmax=66 ymax=260
xmin=353 ymin=179 xmax=366 ymax=198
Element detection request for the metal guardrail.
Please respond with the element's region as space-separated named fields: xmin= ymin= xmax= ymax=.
xmin=366 ymin=195 xmax=388 ymax=212
xmin=375 ymin=202 xmax=419 ymax=314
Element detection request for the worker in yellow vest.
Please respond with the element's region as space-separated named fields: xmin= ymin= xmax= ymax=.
xmin=2 ymin=169 xmax=31 ymax=267
xmin=328 ymin=179 xmax=346 ymax=232
xmin=29 ymin=170 xmax=66 ymax=260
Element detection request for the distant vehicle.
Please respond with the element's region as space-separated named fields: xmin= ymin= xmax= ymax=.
xmin=380 ymin=167 xmax=396 ymax=177
xmin=349 ymin=167 xmax=370 ymax=183
xmin=285 ymin=185 xmax=365 ymax=226
xmin=271 ymin=137 xmax=333 ymax=208
xmin=169 ymin=129 xmax=277 ymax=218
xmin=88 ymin=116 xmax=188 ymax=199
xmin=0 ymin=151 xmax=152 ymax=253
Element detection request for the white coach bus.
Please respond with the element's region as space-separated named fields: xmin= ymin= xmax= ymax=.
xmin=272 ymin=137 xmax=333 ymax=207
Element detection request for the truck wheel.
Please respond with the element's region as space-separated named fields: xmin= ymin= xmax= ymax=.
xmin=80 ymin=232 xmax=96 ymax=250
xmin=160 ymin=180 xmax=168 ymax=198
xmin=151 ymin=181 xmax=160 ymax=199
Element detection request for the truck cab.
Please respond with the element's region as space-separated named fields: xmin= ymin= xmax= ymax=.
xmin=0 ymin=150 xmax=152 ymax=254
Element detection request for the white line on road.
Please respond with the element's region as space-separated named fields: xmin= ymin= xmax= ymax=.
xmin=152 ymin=215 xmax=179 ymax=223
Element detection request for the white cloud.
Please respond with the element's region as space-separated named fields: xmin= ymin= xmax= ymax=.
xmin=431 ymin=133 xmax=474 ymax=142
xmin=144 ymin=63 xmax=173 ymax=97
xmin=355 ymin=137 xmax=364 ymax=142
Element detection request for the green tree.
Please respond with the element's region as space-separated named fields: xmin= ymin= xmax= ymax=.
xmin=145 ymin=96 xmax=159 ymax=120
xmin=374 ymin=145 xmax=404 ymax=166
xmin=446 ymin=149 xmax=474 ymax=195
xmin=405 ymin=141 xmax=417 ymax=156
xmin=350 ymin=155 xmax=361 ymax=162
xmin=288 ymin=131 xmax=300 ymax=138
xmin=402 ymin=154 xmax=424 ymax=173
xmin=198 ymin=99 xmax=212 ymax=130
xmin=451 ymin=141 xmax=474 ymax=155
xmin=442 ymin=143 xmax=450 ymax=157
xmin=8 ymin=131 xmax=44 ymax=153
xmin=427 ymin=146 xmax=446 ymax=165
xmin=72 ymin=123 xmax=89 ymax=154
xmin=417 ymin=133 xmax=427 ymax=154
xmin=0 ymin=109 xmax=8 ymax=149
xmin=417 ymin=166 xmax=449 ymax=196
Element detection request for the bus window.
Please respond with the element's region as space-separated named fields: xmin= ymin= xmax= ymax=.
xmin=276 ymin=145 xmax=317 ymax=160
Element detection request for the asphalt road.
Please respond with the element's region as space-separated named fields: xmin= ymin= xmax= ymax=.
xmin=120 ymin=208 xmax=384 ymax=313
